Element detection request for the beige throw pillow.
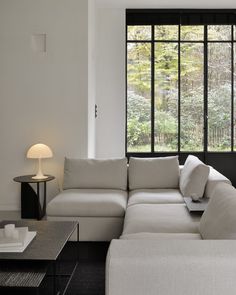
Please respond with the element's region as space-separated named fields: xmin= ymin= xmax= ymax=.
xmin=180 ymin=155 xmax=209 ymax=199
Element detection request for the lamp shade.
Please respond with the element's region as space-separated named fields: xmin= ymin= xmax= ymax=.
xmin=27 ymin=143 xmax=53 ymax=159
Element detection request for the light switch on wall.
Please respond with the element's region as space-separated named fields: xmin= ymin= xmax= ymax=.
xmin=31 ymin=34 xmax=46 ymax=53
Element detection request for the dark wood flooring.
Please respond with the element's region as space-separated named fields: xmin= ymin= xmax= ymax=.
xmin=65 ymin=242 xmax=109 ymax=295
xmin=0 ymin=242 xmax=109 ymax=295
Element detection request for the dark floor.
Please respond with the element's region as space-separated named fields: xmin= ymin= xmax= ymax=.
xmin=65 ymin=242 xmax=109 ymax=295
xmin=1 ymin=242 xmax=109 ymax=295
xmin=66 ymin=260 xmax=105 ymax=295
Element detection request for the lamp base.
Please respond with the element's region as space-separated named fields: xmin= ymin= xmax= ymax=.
xmin=32 ymin=174 xmax=48 ymax=180
xmin=32 ymin=158 xmax=48 ymax=180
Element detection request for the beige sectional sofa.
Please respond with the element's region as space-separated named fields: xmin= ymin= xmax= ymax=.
xmin=106 ymin=239 xmax=236 ymax=295
xmin=46 ymin=156 xmax=230 ymax=241
xmin=107 ymin=182 xmax=236 ymax=295
xmin=47 ymin=158 xmax=128 ymax=241
xmin=106 ymin=157 xmax=236 ymax=295
xmin=121 ymin=156 xmax=206 ymax=239
xmin=46 ymin=155 xmax=235 ymax=294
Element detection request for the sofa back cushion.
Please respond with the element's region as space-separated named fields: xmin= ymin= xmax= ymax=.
xmin=128 ymin=156 xmax=179 ymax=190
xmin=204 ymin=166 xmax=232 ymax=198
xmin=180 ymin=155 xmax=209 ymax=199
xmin=63 ymin=158 xmax=128 ymax=190
xmin=200 ymin=182 xmax=236 ymax=239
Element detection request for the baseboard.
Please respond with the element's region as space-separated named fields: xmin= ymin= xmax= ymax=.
xmin=0 ymin=204 xmax=20 ymax=211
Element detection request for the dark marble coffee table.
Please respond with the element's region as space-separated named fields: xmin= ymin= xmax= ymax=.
xmin=0 ymin=220 xmax=79 ymax=294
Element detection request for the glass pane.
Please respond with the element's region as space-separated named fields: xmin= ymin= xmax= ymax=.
xmin=180 ymin=43 xmax=204 ymax=151
xmin=127 ymin=43 xmax=151 ymax=152
xmin=208 ymin=43 xmax=231 ymax=151
xmin=181 ymin=26 xmax=204 ymax=41
xmin=127 ymin=26 xmax=151 ymax=40
xmin=208 ymin=25 xmax=231 ymax=41
xmin=155 ymin=25 xmax=178 ymax=40
xmin=154 ymin=43 xmax=178 ymax=151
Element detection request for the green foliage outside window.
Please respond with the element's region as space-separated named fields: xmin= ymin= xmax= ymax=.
xmin=127 ymin=25 xmax=234 ymax=152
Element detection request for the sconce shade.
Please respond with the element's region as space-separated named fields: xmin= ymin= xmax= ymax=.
xmin=27 ymin=143 xmax=53 ymax=159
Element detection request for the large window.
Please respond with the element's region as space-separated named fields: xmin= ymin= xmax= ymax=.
xmin=126 ymin=10 xmax=236 ymax=156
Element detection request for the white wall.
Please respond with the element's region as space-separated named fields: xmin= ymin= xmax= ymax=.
xmin=1 ymin=0 xmax=236 ymax=209
xmin=94 ymin=0 xmax=236 ymax=158
xmin=95 ymin=7 xmax=126 ymax=158
xmin=88 ymin=0 xmax=96 ymax=158
xmin=0 ymin=0 xmax=89 ymax=210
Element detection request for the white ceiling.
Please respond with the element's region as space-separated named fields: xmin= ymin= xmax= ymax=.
xmin=95 ymin=0 xmax=236 ymax=9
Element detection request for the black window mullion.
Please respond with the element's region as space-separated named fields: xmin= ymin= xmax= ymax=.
xmin=178 ymin=25 xmax=181 ymax=153
xmin=151 ymin=25 xmax=155 ymax=153
xmin=126 ymin=11 xmax=236 ymax=157
xmin=125 ymin=25 xmax=128 ymax=154
xmin=203 ymin=25 xmax=208 ymax=162
xmin=231 ymin=25 xmax=234 ymax=151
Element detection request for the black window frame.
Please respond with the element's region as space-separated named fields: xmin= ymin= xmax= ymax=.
xmin=126 ymin=9 xmax=236 ymax=165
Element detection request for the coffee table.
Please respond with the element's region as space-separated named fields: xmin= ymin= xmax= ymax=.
xmin=0 ymin=220 xmax=79 ymax=295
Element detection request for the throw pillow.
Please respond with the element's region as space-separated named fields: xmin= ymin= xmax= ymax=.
xmin=180 ymin=155 xmax=209 ymax=199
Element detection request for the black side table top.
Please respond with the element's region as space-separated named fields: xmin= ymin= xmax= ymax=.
xmin=184 ymin=197 xmax=209 ymax=213
xmin=14 ymin=175 xmax=55 ymax=183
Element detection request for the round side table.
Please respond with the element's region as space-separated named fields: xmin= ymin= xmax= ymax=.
xmin=14 ymin=175 xmax=55 ymax=220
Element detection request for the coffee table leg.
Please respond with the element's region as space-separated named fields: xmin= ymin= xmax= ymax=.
xmin=53 ymin=261 xmax=57 ymax=295
xmin=77 ymin=223 xmax=80 ymax=261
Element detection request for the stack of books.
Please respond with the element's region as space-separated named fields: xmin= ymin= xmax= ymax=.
xmin=0 ymin=227 xmax=36 ymax=252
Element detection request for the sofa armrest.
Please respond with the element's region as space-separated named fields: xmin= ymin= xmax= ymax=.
xmin=106 ymin=239 xmax=236 ymax=295
xmin=204 ymin=166 xmax=231 ymax=198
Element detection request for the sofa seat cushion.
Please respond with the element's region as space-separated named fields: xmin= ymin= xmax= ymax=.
xmin=47 ymin=216 xmax=124 ymax=241
xmin=107 ymin=240 xmax=236 ymax=295
xmin=128 ymin=189 xmax=184 ymax=206
xmin=120 ymin=232 xmax=202 ymax=240
xmin=46 ymin=189 xmax=127 ymax=217
xmin=122 ymin=204 xmax=200 ymax=235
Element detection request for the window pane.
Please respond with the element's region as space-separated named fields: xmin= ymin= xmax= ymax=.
xmin=127 ymin=43 xmax=151 ymax=152
xmin=127 ymin=26 xmax=151 ymax=40
xmin=155 ymin=25 xmax=178 ymax=40
xmin=154 ymin=43 xmax=178 ymax=151
xmin=181 ymin=26 xmax=204 ymax=41
xmin=208 ymin=25 xmax=231 ymax=41
xmin=180 ymin=43 xmax=204 ymax=151
xmin=208 ymin=43 xmax=231 ymax=151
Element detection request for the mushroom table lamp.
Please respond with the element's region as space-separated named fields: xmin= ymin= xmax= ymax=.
xmin=27 ymin=143 xmax=53 ymax=179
